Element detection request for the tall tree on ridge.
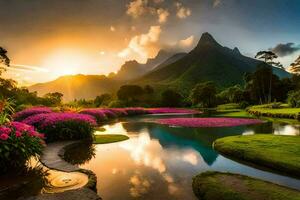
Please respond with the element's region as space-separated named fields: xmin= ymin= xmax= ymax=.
xmin=289 ymin=56 xmax=300 ymax=74
xmin=0 ymin=47 xmax=10 ymax=75
xmin=255 ymin=51 xmax=281 ymax=103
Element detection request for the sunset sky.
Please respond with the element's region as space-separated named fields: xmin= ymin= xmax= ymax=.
xmin=0 ymin=0 xmax=299 ymax=86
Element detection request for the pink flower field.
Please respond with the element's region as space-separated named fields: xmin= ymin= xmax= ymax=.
xmin=146 ymin=108 xmax=201 ymax=114
xmin=156 ymin=117 xmax=263 ymax=128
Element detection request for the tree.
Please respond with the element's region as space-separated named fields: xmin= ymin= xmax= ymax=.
xmin=190 ymin=82 xmax=217 ymax=108
xmin=94 ymin=93 xmax=112 ymax=107
xmin=161 ymin=89 xmax=182 ymax=107
xmin=289 ymin=56 xmax=300 ymax=74
xmin=218 ymin=85 xmax=244 ymax=103
xmin=43 ymin=92 xmax=63 ymax=106
xmin=0 ymin=47 xmax=10 ymax=75
xmin=117 ymin=85 xmax=144 ymax=103
xmin=255 ymin=51 xmax=281 ymax=103
xmin=144 ymin=85 xmax=154 ymax=94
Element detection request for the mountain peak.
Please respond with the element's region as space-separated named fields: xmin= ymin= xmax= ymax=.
xmin=233 ymin=47 xmax=241 ymax=55
xmin=196 ymin=32 xmax=221 ymax=48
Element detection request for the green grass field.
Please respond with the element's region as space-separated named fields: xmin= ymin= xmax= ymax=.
xmin=214 ymin=135 xmax=300 ymax=177
xmin=192 ymin=171 xmax=300 ymax=200
xmin=93 ymin=134 xmax=129 ymax=144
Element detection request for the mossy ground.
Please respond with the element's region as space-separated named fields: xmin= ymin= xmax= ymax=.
xmin=93 ymin=134 xmax=129 ymax=144
xmin=214 ymin=135 xmax=300 ymax=177
xmin=192 ymin=171 xmax=300 ymax=200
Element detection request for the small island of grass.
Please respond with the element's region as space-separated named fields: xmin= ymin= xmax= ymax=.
xmin=214 ymin=135 xmax=300 ymax=177
xmin=192 ymin=171 xmax=300 ymax=200
xmin=93 ymin=134 xmax=129 ymax=144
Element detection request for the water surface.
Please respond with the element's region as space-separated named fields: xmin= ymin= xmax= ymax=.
xmin=67 ymin=115 xmax=300 ymax=200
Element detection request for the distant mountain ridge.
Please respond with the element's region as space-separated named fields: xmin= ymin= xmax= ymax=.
xmin=28 ymin=32 xmax=291 ymax=101
xmin=136 ymin=32 xmax=290 ymax=91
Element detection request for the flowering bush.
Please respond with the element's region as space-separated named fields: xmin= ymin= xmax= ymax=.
xmin=156 ymin=117 xmax=263 ymax=128
xmin=13 ymin=107 xmax=53 ymax=122
xmin=23 ymin=113 xmax=97 ymax=142
xmin=79 ymin=109 xmax=108 ymax=123
xmin=146 ymin=108 xmax=200 ymax=114
xmin=0 ymin=122 xmax=44 ymax=172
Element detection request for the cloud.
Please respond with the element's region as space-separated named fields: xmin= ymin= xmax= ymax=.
xmin=270 ymin=43 xmax=300 ymax=57
xmin=126 ymin=0 xmax=148 ymax=18
xmin=118 ymin=26 xmax=162 ymax=63
xmin=157 ymin=8 xmax=170 ymax=24
xmin=179 ymin=35 xmax=195 ymax=48
xmin=213 ymin=0 xmax=222 ymax=8
xmin=175 ymin=2 xmax=192 ymax=19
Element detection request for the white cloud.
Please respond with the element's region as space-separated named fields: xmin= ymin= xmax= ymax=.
xmin=213 ymin=0 xmax=222 ymax=8
xmin=110 ymin=26 xmax=116 ymax=32
xmin=157 ymin=8 xmax=170 ymax=24
xmin=179 ymin=35 xmax=195 ymax=48
xmin=118 ymin=26 xmax=162 ymax=63
xmin=126 ymin=0 xmax=148 ymax=18
xmin=175 ymin=2 xmax=191 ymax=19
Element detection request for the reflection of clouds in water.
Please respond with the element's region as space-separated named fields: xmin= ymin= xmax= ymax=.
xmin=119 ymin=131 xmax=204 ymax=196
xmin=96 ymin=122 xmax=128 ymax=135
xmin=129 ymin=171 xmax=152 ymax=198
xmin=274 ymin=125 xmax=300 ymax=136
xmin=182 ymin=151 xmax=199 ymax=165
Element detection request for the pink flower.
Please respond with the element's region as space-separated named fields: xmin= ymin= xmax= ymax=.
xmin=0 ymin=127 xmax=11 ymax=135
xmin=15 ymin=131 xmax=22 ymax=137
xmin=0 ymin=134 xmax=9 ymax=140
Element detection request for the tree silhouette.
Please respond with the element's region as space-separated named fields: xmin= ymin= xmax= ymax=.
xmin=255 ymin=51 xmax=281 ymax=103
xmin=289 ymin=56 xmax=300 ymax=74
xmin=0 ymin=47 xmax=10 ymax=75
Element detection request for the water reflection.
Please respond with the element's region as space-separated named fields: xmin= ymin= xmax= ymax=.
xmin=69 ymin=117 xmax=300 ymax=200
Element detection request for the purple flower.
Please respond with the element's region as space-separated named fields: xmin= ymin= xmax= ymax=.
xmin=146 ymin=108 xmax=201 ymax=114
xmin=0 ymin=134 xmax=9 ymax=140
xmin=13 ymin=107 xmax=53 ymax=121
xmin=156 ymin=117 xmax=263 ymax=128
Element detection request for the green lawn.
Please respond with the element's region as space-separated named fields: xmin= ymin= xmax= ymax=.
xmin=247 ymin=104 xmax=300 ymax=120
xmin=93 ymin=134 xmax=129 ymax=144
xmin=214 ymin=135 xmax=300 ymax=177
xmin=192 ymin=171 xmax=300 ymax=200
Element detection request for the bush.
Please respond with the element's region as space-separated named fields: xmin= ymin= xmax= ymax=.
xmin=22 ymin=113 xmax=97 ymax=143
xmin=0 ymin=122 xmax=44 ymax=173
xmin=13 ymin=107 xmax=53 ymax=122
xmin=79 ymin=109 xmax=108 ymax=123
xmin=288 ymin=90 xmax=300 ymax=108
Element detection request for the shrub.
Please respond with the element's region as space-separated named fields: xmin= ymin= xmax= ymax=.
xmin=79 ymin=109 xmax=108 ymax=123
xmin=22 ymin=113 xmax=97 ymax=143
xmin=13 ymin=107 xmax=53 ymax=122
xmin=288 ymin=90 xmax=300 ymax=108
xmin=0 ymin=122 xmax=44 ymax=172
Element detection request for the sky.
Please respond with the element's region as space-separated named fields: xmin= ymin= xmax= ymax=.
xmin=0 ymin=0 xmax=299 ymax=86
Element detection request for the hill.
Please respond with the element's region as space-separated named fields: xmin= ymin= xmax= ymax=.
xmin=136 ymin=33 xmax=291 ymax=92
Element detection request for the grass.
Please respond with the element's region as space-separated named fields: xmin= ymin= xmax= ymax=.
xmin=93 ymin=134 xmax=129 ymax=144
xmin=192 ymin=171 xmax=300 ymax=200
xmin=214 ymin=135 xmax=300 ymax=177
xmin=247 ymin=104 xmax=300 ymax=120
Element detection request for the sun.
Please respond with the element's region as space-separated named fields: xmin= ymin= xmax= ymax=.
xmin=42 ymin=49 xmax=88 ymax=77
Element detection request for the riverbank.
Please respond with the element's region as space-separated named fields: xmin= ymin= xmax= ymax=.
xmin=214 ymin=135 xmax=300 ymax=177
xmin=192 ymin=171 xmax=300 ymax=200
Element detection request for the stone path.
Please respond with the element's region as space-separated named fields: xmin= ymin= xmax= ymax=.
xmin=40 ymin=141 xmax=80 ymax=172
xmin=25 ymin=141 xmax=101 ymax=200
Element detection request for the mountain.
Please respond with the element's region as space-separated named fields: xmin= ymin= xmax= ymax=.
xmin=29 ymin=74 xmax=121 ymax=101
xmin=114 ymin=50 xmax=175 ymax=81
xmin=136 ymin=32 xmax=291 ymax=91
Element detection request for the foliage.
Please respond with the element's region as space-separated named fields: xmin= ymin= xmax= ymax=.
xmin=0 ymin=47 xmax=10 ymax=74
xmin=0 ymin=97 xmax=15 ymax=125
xmin=13 ymin=107 xmax=53 ymax=122
xmin=247 ymin=105 xmax=300 ymax=120
xmin=161 ymin=89 xmax=183 ymax=107
xmin=94 ymin=93 xmax=112 ymax=107
xmin=42 ymin=92 xmax=63 ymax=106
xmin=217 ymin=85 xmax=244 ymax=103
xmin=214 ymin=135 xmax=300 ymax=177
xmin=192 ymin=171 xmax=300 ymax=200
xmin=0 ymin=122 xmax=44 ymax=172
xmin=289 ymin=55 xmax=300 ymax=74
xmin=287 ymin=90 xmax=300 ymax=108
xmin=190 ymin=82 xmax=217 ymax=108
xmin=22 ymin=113 xmax=97 ymax=143
xmin=117 ymin=85 xmax=144 ymax=102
